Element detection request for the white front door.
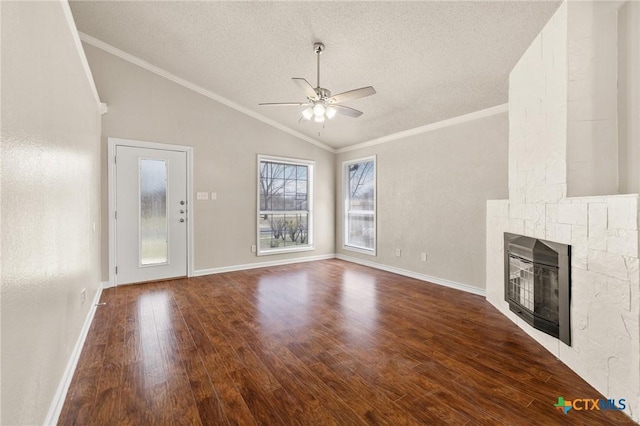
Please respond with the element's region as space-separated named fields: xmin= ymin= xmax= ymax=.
xmin=115 ymin=145 xmax=188 ymax=285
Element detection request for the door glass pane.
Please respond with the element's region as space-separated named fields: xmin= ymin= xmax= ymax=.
xmin=140 ymin=159 xmax=168 ymax=265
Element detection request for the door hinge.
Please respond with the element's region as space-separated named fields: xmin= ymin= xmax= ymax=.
xmin=114 ymin=155 xmax=117 ymax=164
xmin=114 ymin=211 xmax=117 ymax=219
xmin=115 ymin=266 xmax=118 ymax=275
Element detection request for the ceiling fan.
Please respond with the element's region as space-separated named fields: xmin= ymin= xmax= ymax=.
xmin=259 ymin=42 xmax=376 ymax=123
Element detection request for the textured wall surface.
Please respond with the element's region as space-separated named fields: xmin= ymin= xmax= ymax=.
xmin=486 ymin=1 xmax=640 ymax=420
xmin=1 ymin=1 xmax=102 ymax=424
xmin=618 ymin=0 xmax=640 ymax=194
xmin=566 ymin=1 xmax=619 ymax=197
xmin=82 ymin=44 xmax=335 ymax=280
xmin=336 ymin=112 xmax=509 ymax=291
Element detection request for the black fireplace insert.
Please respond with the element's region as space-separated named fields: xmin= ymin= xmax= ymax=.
xmin=504 ymin=233 xmax=571 ymax=345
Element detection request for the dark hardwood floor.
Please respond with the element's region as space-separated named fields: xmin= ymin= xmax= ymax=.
xmin=59 ymin=259 xmax=636 ymax=425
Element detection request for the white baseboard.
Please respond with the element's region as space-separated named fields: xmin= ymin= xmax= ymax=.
xmin=192 ymin=253 xmax=336 ymax=276
xmin=193 ymin=253 xmax=485 ymax=297
xmin=336 ymin=254 xmax=486 ymax=296
xmin=44 ymin=283 xmax=105 ymax=425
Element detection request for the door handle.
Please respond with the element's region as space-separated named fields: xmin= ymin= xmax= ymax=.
xmin=179 ymin=218 xmax=185 ymax=223
xmin=180 ymin=200 xmax=185 ymax=205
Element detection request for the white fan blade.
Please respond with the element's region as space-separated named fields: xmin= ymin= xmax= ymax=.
xmin=329 ymin=86 xmax=376 ymax=104
xmin=259 ymin=102 xmax=310 ymax=106
xmin=334 ymin=105 xmax=363 ymax=118
xmin=292 ymin=78 xmax=319 ymax=100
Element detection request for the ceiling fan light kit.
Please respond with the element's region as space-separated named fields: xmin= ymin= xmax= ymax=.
xmin=302 ymin=107 xmax=313 ymax=120
xmin=259 ymin=42 xmax=376 ymax=123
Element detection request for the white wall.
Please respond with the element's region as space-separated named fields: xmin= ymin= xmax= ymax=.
xmin=618 ymin=0 xmax=640 ymax=194
xmin=566 ymin=1 xmax=619 ymax=197
xmin=336 ymin=112 xmax=509 ymax=291
xmin=1 ymin=2 xmax=102 ymax=424
xmin=82 ymin=44 xmax=335 ymax=281
xmin=486 ymin=2 xmax=640 ymax=420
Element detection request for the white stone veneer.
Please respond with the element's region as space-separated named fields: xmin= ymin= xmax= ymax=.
xmin=486 ymin=1 xmax=640 ymax=421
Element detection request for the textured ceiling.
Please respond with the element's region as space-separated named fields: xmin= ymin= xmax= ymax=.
xmin=70 ymin=1 xmax=561 ymax=150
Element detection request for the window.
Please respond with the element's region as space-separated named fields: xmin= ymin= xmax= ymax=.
xmin=343 ymin=156 xmax=376 ymax=254
xmin=257 ymin=155 xmax=314 ymax=255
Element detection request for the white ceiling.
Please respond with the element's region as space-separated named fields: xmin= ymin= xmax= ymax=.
xmin=69 ymin=1 xmax=561 ymax=150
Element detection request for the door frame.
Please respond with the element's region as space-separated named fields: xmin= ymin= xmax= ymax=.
xmin=107 ymin=137 xmax=194 ymax=286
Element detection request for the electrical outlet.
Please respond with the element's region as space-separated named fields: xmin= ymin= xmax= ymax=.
xmin=251 ymin=245 xmax=257 ymax=253
xmin=421 ymin=252 xmax=427 ymax=262
xmin=395 ymin=248 xmax=401 ymax=257
xmin=211 ymin=192 xmax=217 ymax=200
xmin=80 ymin=288 xmax=86 ymax=306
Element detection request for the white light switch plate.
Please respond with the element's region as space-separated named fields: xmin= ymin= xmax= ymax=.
xmin=196 ymin=192 xmax=209 ymax=200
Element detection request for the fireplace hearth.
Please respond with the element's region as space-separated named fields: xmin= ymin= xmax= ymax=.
xmin=504 ymin=233 xmax=571 ymax=345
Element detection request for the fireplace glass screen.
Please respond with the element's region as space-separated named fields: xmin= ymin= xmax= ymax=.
xmin=504 ymin=233 xmax=570 ymax=345
xmin=508 ymin=255 xmax=559 ymax=326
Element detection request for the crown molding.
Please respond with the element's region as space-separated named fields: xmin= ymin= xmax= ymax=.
xmin=336 ymin=103 xmax=509 ymax=154
xmin=78 ymin=32 xmax=509 ymax=155
xmin=78 ymin=32 xmax=335 ymax=153
xmin=62 ymin=2 xmax=101 ymax=108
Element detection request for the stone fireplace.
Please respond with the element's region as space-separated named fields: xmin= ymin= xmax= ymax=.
xmin=486 ymin=1 xmax=640 ymax=421
xmin=504 ymin=233 xmax=571 ymax=345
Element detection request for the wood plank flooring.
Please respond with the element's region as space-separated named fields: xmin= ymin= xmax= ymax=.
xmin=59 ymin=259 xmax=636 ymax=425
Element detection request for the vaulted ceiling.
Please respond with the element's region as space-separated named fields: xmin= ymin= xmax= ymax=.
xmin=70 ymin=1 xmax=561 ymax=149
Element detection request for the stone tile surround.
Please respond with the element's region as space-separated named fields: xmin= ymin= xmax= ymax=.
xmin=486 ymin=1 xmax=640 ymax=421
xmin=488 ymin=196 xmax=639 ymax=416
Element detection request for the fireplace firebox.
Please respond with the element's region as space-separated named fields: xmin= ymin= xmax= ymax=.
xmin=504 ymin=233 xmax=571 ymax=345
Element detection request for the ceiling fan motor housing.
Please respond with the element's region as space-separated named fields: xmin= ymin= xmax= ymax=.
xmin=314 ymin=87 xmax=331 ymax=101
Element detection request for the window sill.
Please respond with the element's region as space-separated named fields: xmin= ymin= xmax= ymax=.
xmin=343 ymin=245 xmax=376 ymax=256
xmin=257 ymin=245 xmax=315 ymax=257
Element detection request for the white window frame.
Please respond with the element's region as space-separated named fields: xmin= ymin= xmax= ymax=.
xmin=257 ymin=155 xmax=315 ymax=256
xmin=343 ymin=155 xmax=376 ymax=255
